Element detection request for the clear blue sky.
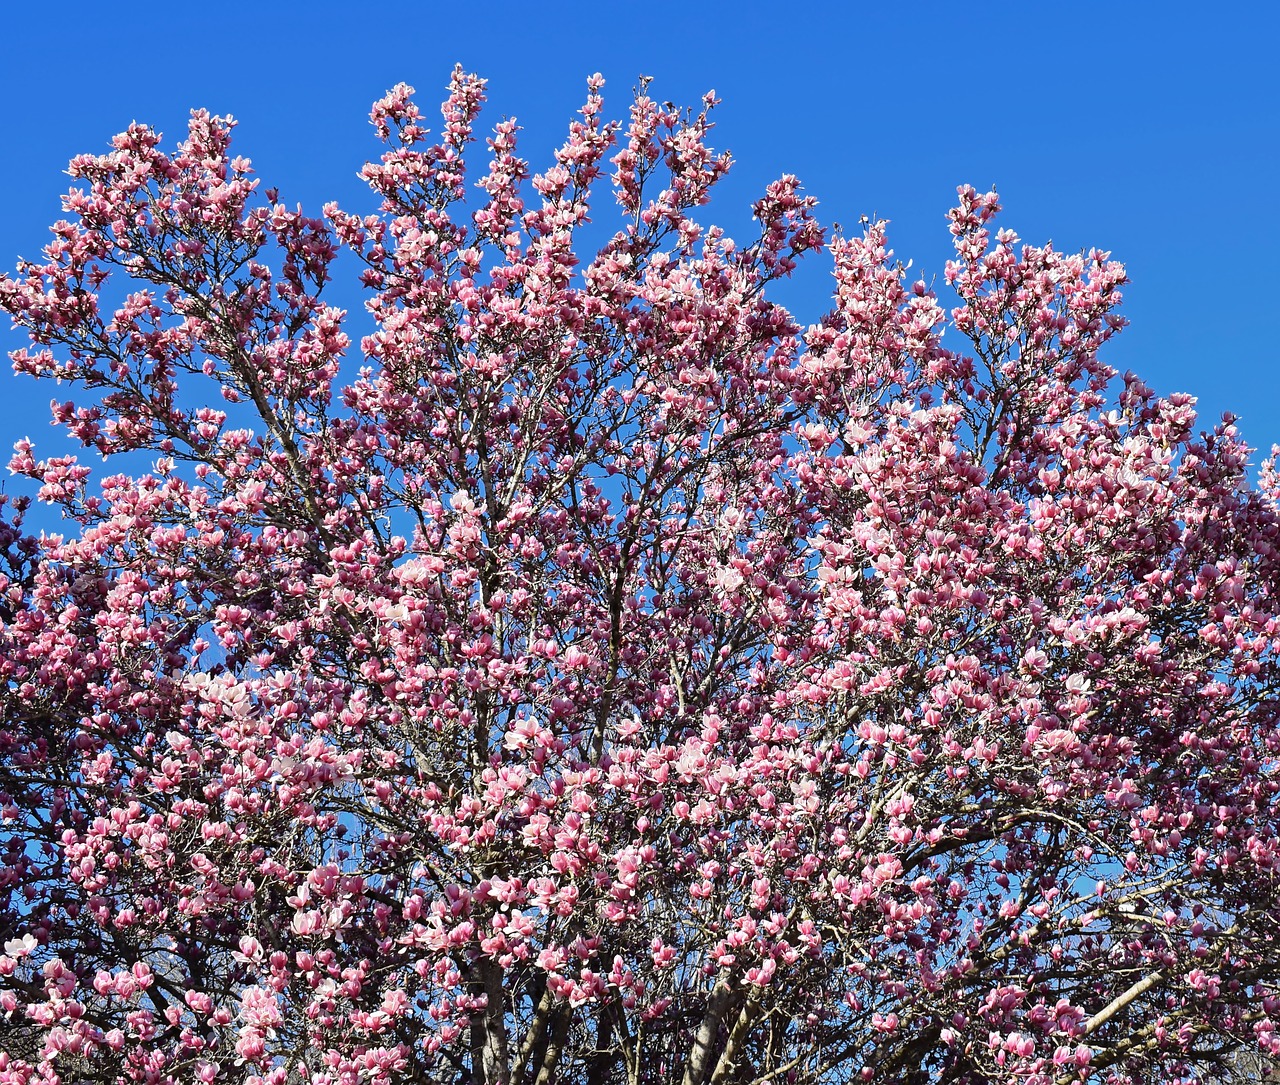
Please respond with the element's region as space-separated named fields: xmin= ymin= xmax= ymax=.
xmin=1 ymin=2 xmax=1276 ymax=464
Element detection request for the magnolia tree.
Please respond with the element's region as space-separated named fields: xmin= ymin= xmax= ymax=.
xmin=1 ymin=67 xmax=1279 ymax=1085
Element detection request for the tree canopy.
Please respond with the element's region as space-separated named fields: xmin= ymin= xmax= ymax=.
xmin=1 ymin=67 xmax=1279 ymax=1085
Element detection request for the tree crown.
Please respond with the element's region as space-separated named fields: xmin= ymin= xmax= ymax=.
xmin=1 ymin=67 xmax=1278 ymax=1085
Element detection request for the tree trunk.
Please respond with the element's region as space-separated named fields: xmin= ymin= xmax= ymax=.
xmin=471 ymin=959 xmax=511 ymax=1085
xmin=681 ymin=982 xmax=735 ymax=1085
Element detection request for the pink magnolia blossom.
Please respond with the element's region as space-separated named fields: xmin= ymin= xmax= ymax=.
xmin=1 ymin=66 xmax=1279 ymax=1085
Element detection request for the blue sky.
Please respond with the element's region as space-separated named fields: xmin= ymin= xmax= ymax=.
xmin=0 ymin=1 xmax=1276 ymax=467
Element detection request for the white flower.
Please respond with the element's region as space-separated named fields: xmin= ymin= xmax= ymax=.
xmin=715 ymin=567 xmax=744 ymax=593
xmin=3 ymin=934 xmax=37 ymax=958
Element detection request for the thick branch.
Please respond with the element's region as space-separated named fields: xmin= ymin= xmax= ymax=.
xmin=708 ymin=992 xmax=760 ymax=1085
xmin=532 ymin=1005 xmax=571 ymax=1085
xmin=471 ymin=958 xmax=511 ymax=1085
xmin=682 ymin=982 xmax=736 ymax=1085
xmin=1082 ymin=970 xmax=1164 ymax=1037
